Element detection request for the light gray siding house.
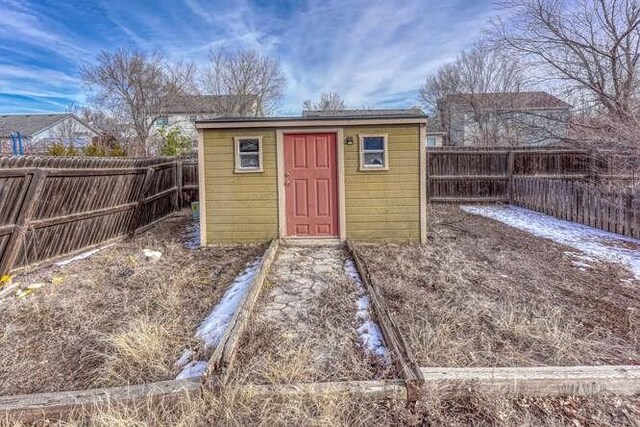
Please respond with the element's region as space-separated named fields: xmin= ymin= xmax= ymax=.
xmin=440 ymin=92 xmax=571 ymax=146
xmin=152 ymin=95 xmax=259 ymax=148
xmin=0 ymin=113 xmax=99 ymax=155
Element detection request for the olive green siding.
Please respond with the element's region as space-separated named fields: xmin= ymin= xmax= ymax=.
xmin=202 ymin=123 xmax=421 ymax=244
xmin=203 ymin=128 xmax=278 ymax=243
xmin=343 ymin=124 xmax=421 ymax=242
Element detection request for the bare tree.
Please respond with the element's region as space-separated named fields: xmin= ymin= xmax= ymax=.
xmin=491 ymin=0 xmax=640 ymax=146
xmin=420 ymin=42 xmax=531 ymax=145
xmin=303 ymin=92 xmax=346 ymax=111
xmin=81 ymin=48 xmax=196 ymax=156
xmin=202 ymin=47 xmax=286 ymax=117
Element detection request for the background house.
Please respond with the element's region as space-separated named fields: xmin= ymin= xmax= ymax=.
xmin=152 ymin=95 xmax=259 ymax=148
xmin=439 ymin=91 xmax=571 ymax=146
xmin=426 ymin=116 xmax=445 ymax=148
xmin=0 ymin=113 xmax=99 ymax=155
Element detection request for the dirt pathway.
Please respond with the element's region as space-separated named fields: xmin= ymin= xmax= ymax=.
xmin=233 ymin=242 xmax=393 ymax=384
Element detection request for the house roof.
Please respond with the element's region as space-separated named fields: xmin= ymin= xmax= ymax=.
xmin=0 ymin=113 xmax=98 ymax=138
xmin=196 ymin=109 xmax=428 ymax=129
xmin=163 ymin=94 xmax=258 ymax=114
xmin=444 ymin=91 xmax=571 ymax=111
xmin=427 ymin=116 xmax=445 ymax=134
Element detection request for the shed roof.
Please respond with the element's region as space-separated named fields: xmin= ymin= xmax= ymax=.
xmin=302 ymin=108 xmax=425 ymax=118
xmin=196 ymin=109 xmax=427 ymax=129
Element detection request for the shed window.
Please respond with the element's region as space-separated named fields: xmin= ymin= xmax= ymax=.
xmin=359 ymin=134 xmax=388 ymax=170
xmin=234 ymin=136 xmax=263 ymax=173
xmin=427 ymin=137 xmax=436 ymax=147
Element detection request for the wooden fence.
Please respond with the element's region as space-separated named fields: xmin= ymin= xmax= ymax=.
xmin=0 ymin=155 xmax=198 ymax=275
xmin=427 ymin=147 xmax=591 ymax=202
xmin=512 ymin=177 xmax=640 ymax=238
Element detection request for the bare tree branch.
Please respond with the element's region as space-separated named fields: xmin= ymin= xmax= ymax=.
xmin=303 ymin=92 xmax=346 ymax=111
xmin=81 ymin=48 xmax=196 ymax=156
xmin=201 ymin=47 xmax=286 ymax=117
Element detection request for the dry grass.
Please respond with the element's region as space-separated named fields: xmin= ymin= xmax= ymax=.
xmin=0 ymin=211 xmax=263 ymax=395
xmin=234 ymin=277 xmax=395 ymax=384
xmin=355 ymin=204 xmax=640 ymax=367
xmin=3 ymin=386 xmax=637 ymax=426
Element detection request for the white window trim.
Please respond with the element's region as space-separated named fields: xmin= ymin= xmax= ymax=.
xmin=359 ymin=134 xmax=389 ymax=171
xmin=234 ymin=136 xmax=264 ymax=173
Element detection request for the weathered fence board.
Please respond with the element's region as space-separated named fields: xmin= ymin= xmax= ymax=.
xmin=0 ymin=155 xmax=198 ymax=275
xmin=427 ymin=147 xmax=591 ymax=202
xmin=512 ymin=177 xmax=640 ymax=239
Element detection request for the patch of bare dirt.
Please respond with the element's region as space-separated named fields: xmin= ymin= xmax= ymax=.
xmin=355 ymin=204 xmax=640 ymax=367
xmin=0 ymin=211 xmax=263 ymax=395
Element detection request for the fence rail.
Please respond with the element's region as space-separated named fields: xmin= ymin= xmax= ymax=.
xmin=0 ymin=155 xmax=198 ymax=275
xmin=427 ymin=148 xmax=591 ymax=202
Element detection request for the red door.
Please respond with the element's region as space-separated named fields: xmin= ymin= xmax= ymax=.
xmin=284 ymin=133 xmax=338 ymax=237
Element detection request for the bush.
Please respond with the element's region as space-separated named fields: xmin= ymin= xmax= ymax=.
xmin=84 ymin=135 xmax=126 ymax=157
xmin=47 ymin=142 xmax=77 ymax=156
xmin=158 ymin=127 xmax=191 ymax=156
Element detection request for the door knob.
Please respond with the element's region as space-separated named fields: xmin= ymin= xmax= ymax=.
xmin=284 ymin=172 xmax=291 ymax=177
xmin=285 ymin=180 xmax=291 ymax=186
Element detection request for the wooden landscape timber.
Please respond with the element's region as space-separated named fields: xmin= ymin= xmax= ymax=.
xmin=0 ymin=155 xmax=198 ymax=276
xmin=420 ymin=365 xmax=640 ymax=398
xmin=241 ymin=379 xmax=408 ymax=401
xmin=203 ymin=238 xmax=281 ymax=389
xmin=0 ymin=378 xmax=201 ymax=424
xmin=345 ymin=241 xmax=425 ymax=403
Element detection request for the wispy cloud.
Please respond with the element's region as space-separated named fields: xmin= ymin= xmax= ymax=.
xmin=0 ymin=0 xmax=497 ymax=113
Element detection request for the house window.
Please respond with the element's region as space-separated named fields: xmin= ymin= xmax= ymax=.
xmin=155 ymin=116 xmax=169 ymax=127
xmin=359 ymin=134 xmax=388 ymax=170
xmin=234 ymin=136 xmax=263 ymax=173
xmin=427 ymin=137 xmax=437 ymax=147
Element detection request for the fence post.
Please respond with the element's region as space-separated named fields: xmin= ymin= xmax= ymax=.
xmin=176 ymin=158 xmax=183 ymax=209
xmin=626 ymin=191 xmax=633 ymax=237
xmin=507 ymin=150 xmax=515 ymax=203
xmin=128 ymin=167 xmax=155 ymax=238
xmin=0 ymin=169 xmax=47 ymax=275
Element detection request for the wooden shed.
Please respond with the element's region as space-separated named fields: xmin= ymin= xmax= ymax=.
xmin=196 ymin=109 xmax=427 ymax=245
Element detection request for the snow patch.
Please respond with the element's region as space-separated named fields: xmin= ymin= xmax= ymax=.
xmin=55 ymin=243 xmax=115 ymax=266
xmin=196 ymin=257 xmax=261 ymax=350
xmin=176 ymin=360 xmax=207 ymax=380
xmin=142 ymin=249 xmax=162 ymax=262
xmin=174 ymin=257 xmax=262 ymax=380
xmin=564 ymin=251 xmax=598 ymax=271
xmin=344 ymin=259 xmax=391 ymax=364
xmin=462 ymin=205 xmax=640 ymax=279
xmin=174 ymin=349 xmax=194 ymax=368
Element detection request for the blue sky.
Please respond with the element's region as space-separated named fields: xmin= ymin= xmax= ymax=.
xmin=0 ymin=0 xmax=496 ymax=115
